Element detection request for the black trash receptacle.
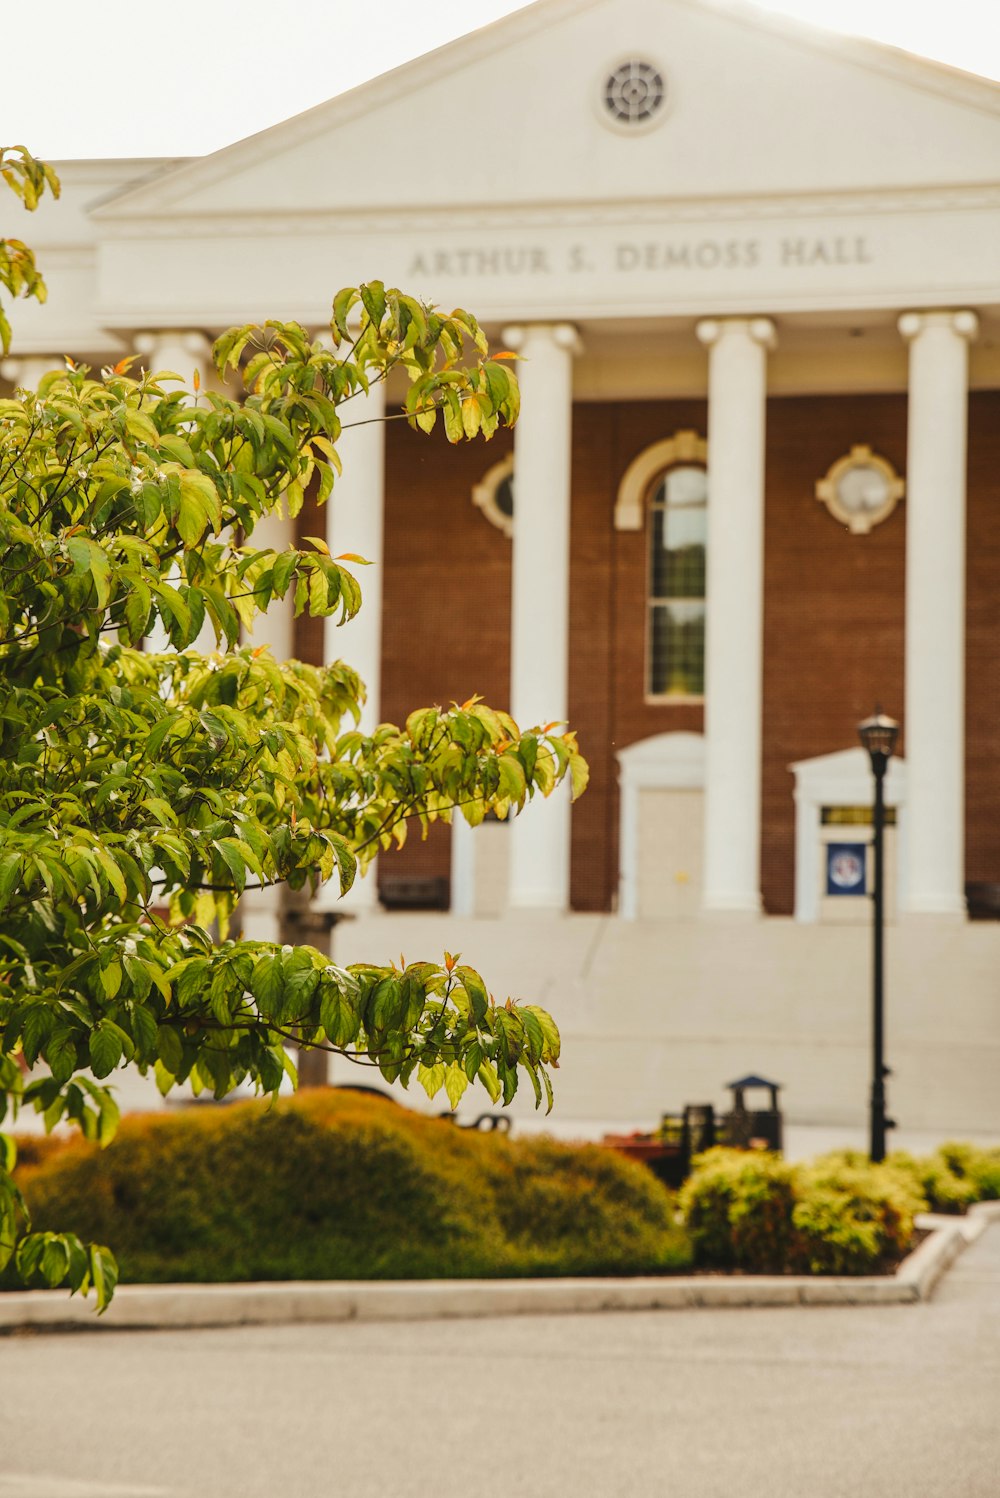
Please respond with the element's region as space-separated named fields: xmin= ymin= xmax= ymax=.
xmin=722 ymin=1074 xmax=783 ymax=1152
xmin=682 ymin=1103 xmax=716 ymax=1162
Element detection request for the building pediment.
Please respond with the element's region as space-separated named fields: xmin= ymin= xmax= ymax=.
xmin=93 ymin=0 xmax=1000 ymax=227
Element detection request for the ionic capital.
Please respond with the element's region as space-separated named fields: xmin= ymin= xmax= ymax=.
xmin=898 ymin=309 xmax=978 ymax=343
xmin=501 ymin=322 xmax=582 ymax=356
xmin=696 ymin=317 xmax=777 ymax=352
xmin=1 ymin=354 xmax=62 ymax=389
xmin=134 ymin=329 xmax=213 ymax=364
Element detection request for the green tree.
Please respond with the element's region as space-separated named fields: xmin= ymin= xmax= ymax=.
xmin=0 ymin=148 xmax=586 ymax=1308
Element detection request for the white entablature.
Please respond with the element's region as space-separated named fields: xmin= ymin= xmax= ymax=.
xmin=5 ymin=0 xmax=1000 ymax=353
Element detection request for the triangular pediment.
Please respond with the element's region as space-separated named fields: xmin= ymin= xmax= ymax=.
xmin=94 ymin=0 xmax=1000 ymax=224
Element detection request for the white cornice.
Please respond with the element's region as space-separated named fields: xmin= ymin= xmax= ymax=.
xmin=47 ymin=158 xmax=181 ymax=180
xmin=88 ymin=180 xmax=1000 ymax=241
xmin=90 ymin=284 xmax=1000 ymax=332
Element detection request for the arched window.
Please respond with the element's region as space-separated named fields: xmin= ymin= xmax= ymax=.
xmin=647 ymin=464 xmax=707 ymax=698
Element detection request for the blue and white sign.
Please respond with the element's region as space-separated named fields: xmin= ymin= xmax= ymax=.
xmin=826 ymin=842 xmax=867 ymax=896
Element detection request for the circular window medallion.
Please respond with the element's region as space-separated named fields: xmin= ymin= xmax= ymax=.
xmin=602 ymin=60 xmax=666 ymax=128
xmin=815 ymin=445 xmax=904 ymax=535
xmin=472 ymin=454 xmax=514 ymax=538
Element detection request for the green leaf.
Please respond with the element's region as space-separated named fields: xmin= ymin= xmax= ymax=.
xmin=360 ymin=282 xmax=387 ymax=327
xmin=417 ymin=1062 xmax=445 ymax=1099
xmin=319 ymin=988 xmax=359 ymax=1048
xmin=96 ymin=1087 xmax=121 ymax=1147
xmin=123 ymin=580 xmax=152 ymax=642
xmin=214 ymin=838 xmax=247 ymax=893
xmin=455 ymin=966 xmax=489 ymax=1025
xmin=0 ymin=854 xmax=22 ymax=912
xmin=477 ymin=1059 xmax=502 ymax=1105
xmin=89 ymin=1243 xmax=119 ymax=1312
xmin=89 ymin=1025 xmax=123 ymax=1079
xmin=66 ymin=538 xmax=112 ymax=609
xmin=251 ymin=954 xmax=285 ymax=1020
xmin=46 ymin=1028 xmax=78 ymax=1085
xmin=521 ymin=1005 xmax=561 ymax=1064
xmin=41 ymin=1235 xmax=70 ymax=1286
xmin=124 ymin=410 xmax=160 ymax=446
xmin=444 ymin=1061 xmax=468 ymax=1111
xmin=156 ymin=1024 xmax=184 ymax=1076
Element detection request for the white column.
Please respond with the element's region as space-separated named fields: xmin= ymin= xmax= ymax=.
xmin=135 ymin=330 xmax=213 ymax=392
xmin=239 ymin=503 xmax=296 ymax=942
xmin=502 ymin=322 xmax=579 ymax=912
xmin=137 ymin=332 xmax=217 ymax=654
xmin=321 ymin=376 xmax=386 ymax=913
xmin=898 ymin=309 xmax=977 ymax=918
xmin=246 ymin=508 xmax=296 ymax=661
xmin=450 ymin=816 xmax=476 ymax=917
xmin=1 ymin=354 xmax=62 ymax=389
xmin=695 ymin=317 xmax=776 ymax=915
xmin=323 ymin=378 xmax=386 ymax=734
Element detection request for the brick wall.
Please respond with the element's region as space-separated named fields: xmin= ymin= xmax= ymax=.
xmin=570 ymin=399 xmax=707 ymax=911
xmin=318 ymin=389 xmax=1000 ymax=915
xmin=377 ymin=423 xmax=514 ymax=903
xmin=966 ymin=392 xmax=1000 ymax=887
xmin=761 ymin=394 xmax=908 ymax=913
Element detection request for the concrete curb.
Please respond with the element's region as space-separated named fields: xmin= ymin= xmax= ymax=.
xmin=2 ymin=1212 xmax=993 ymax=1333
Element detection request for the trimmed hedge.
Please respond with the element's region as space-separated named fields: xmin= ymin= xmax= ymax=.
xmin=13 ymin=1103 xmax=1000 ymax=1286
xmin=679 ymin=1148 xmax=925 ymax=1275
xmin=792 ymin=1157 xmax=924 ymax=1275
xmin=676 ymin=1149 xmax=798 ymax=1274
xmin=10 ymin=1091 xmax=692 ymax=1284
xmin=891 ymin=1142 xmax=1000 ymax=1214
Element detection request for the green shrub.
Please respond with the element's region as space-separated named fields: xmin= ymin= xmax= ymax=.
xmin=935 ymin=1141 xmax=1000 ymax=1203
xmin=887 ymin=1149 xmax=975 ymax=1215
xmin=10 ymin=1092 xmax=692 ymax=1285
xmin=792 ymin=1158 xmax=925 ymax=1275
xmin=678 ymin=1148 xmax=798 ymax=1273
xmin=886 ymin=1143 xmax=1000 ymax=1214
xmin=680 ymin=1147 xmax=924 ymax=1275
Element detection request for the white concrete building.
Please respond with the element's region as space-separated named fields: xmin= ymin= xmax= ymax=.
xmin=5 ymin=0 xmax=1000 ymax=1137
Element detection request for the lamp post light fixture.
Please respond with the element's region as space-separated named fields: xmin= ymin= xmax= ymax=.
xmin=858 ymin=710 xmax=900 ymax=1163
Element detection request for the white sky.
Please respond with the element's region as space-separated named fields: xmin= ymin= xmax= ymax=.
xmin=3 ymin=0 xmax=999 ymax=160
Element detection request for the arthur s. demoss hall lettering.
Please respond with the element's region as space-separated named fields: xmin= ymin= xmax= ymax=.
xmin=409 ymin=236 xmax=874 ymax=278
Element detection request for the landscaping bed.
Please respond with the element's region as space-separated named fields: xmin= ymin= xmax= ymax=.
xmin=7 ymin=1094 xmax=999 ymax=1290
xmin=6 ymin=1091 xmax=692 ymax=1284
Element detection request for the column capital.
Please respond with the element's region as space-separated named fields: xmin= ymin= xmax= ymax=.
xmin=696 ymin=316 xmax=776 ymax=352
xmin=134 ymin=329 xmax=213 ymax=360
xmin=501 ymin=322 xmax=582 ymax=356
xmin=1 ymin=354 xmax=63 ymax=388
xmin=898 ymin=309 xmax=978 ymax=342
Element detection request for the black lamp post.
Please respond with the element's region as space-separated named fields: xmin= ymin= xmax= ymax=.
xmin=858 ymin=710 xmax=900 ymax=1163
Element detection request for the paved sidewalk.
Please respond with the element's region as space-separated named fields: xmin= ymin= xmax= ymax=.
xmin=3 ymin=1227 xmax=999 ymax=1498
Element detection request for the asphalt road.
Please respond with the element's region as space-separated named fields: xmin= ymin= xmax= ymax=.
xmin=3 ymin=1229 xmax=999 ymax=1498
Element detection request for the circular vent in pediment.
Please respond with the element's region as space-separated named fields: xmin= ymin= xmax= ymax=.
xmin=602 ymin=60 xmax=666 ymax=126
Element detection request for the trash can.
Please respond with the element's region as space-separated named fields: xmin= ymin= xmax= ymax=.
xmin=722 ymin=1074 xmax=783 ymax=1152
xmin=682 ymin=1103 xmax=716 ymax=1163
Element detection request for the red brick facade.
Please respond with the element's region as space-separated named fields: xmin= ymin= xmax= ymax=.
xmin=301 ymin=390 xmax=1000 ymax=915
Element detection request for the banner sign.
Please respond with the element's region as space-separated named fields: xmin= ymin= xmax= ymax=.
xmin=826 ymin=842 xmax=867 ymax=896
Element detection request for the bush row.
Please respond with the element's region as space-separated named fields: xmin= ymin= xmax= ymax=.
xmin=11 ymin=1096 xmax=1000 ymax=1285
xmin=679 ymin=1149 xmax=923 ymax=1275
xmin=679 ymin=1140 xmax=1000 ymax=1275
xmin=891 ymin=1141 xmax=1000 ymax=1213
xmin=9 ymin=1091 xmax=693 ymax=1285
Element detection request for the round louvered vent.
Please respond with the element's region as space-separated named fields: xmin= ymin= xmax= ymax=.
xmin=603 ymin=60 xmax=666 ymax=125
